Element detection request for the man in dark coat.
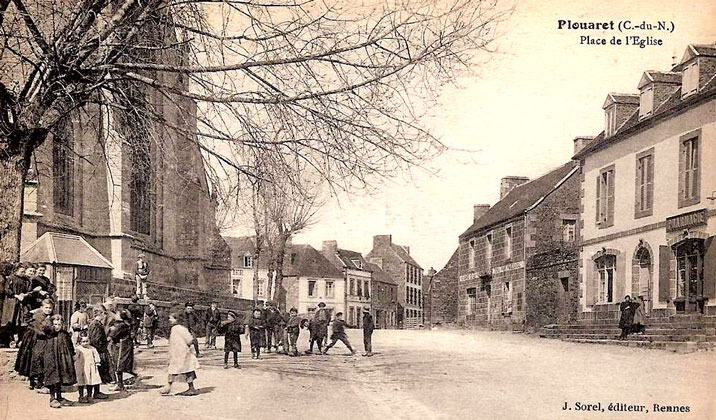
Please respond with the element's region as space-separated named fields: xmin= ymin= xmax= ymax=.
xmin=184 ymin=303 xmax=201 ymax=357
xmin=618 ymin=295 xmax=638 ymax=340
xmin=361 ymin=308 xmax=375 ymax=357
xmin=127 ymin=296 xmax=143 ymax=345
xmin=204 ymin=301 xmax=221 ymax=349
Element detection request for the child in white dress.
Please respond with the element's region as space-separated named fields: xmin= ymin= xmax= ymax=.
xmin=74 ymin=333 xmax=102 ymax=403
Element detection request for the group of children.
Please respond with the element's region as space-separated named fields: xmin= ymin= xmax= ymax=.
xmin=12 ymin=295 xmax=138 ymax=408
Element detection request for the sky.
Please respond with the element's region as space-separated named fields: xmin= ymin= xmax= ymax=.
xmin=229 ymin=0 xmax=716 ymax=271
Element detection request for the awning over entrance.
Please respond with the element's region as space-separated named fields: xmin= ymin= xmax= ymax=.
xmin=21 ymin=232 xmax=113 ymax=269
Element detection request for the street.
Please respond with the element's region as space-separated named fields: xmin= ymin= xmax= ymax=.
xmin=1 ymin=329 xmax=714 ymax=420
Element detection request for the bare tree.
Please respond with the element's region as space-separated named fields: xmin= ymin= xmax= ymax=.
xmin=0 ymin=0 xmax=509 ymax=260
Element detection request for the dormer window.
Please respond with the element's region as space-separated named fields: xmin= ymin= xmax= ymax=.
xmin=638 ymin=86 xmax=654 ymax=120
xmin=351 ymin=259 xmax=362 ymax=269
xmin=605 ymin=106 xmax=617 ymax=137
xmin=681 ymin=61 xmax=698 ymax=98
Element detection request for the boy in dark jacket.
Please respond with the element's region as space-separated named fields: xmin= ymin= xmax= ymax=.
xmin=245 ymin=308 xmax=264 ymax=359
xmin=362 ymin=308 xmax=375 ymax=357
xmin=143 ymin=303 xmax=158 ymax=348
xmin=204 ymin=301 xmax=221 ymax=349
xmin=323 ymin=312 xmax=355 ymax=355
xmin=286 ymin=308 xmax=301 ymax=356
xmin=88 ymin=305 xmax=112 ymax=397
xmin=220 ymin=310 xmax=244 ymax=368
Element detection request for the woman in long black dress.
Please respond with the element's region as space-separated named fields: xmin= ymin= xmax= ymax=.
xmin=108 ymin=309 xmax=134 ymax=395
xmin=618 ymin=295 xmax=637 ymax=339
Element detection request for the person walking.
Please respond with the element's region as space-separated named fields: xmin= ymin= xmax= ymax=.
xmin=161 ymin=306 xmax=200 ymax=396
xmin=184 ymin=303 xmax=201 ymax=357
xmin=361 ymin=308 xmax=374 ymax=357
xmin=323 ymin=312 xmax=355 ymax=355
xmin=143 ymin=303 xmax=158 ymax=348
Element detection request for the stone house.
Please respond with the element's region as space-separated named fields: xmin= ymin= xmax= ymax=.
xmin=366 ymin=235 xmax=423 ymax=328
xmin=426 ymin=248 xmax=459 ymax=326
xmin=573 ymin=43 xmax=716 ymax=320
xmin=282 ymin=244 xmax=345 ymax=317
xmin=320 ymin=241 xmax=372 ymax=328
xmin=365 ymin=262 xmax=398 ymax=329
xmin=457 ymin=163 xmax=581 ymax=329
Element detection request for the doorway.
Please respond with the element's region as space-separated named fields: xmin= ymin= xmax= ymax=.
xmin=674 ymin=239 xmax=705 ymax=313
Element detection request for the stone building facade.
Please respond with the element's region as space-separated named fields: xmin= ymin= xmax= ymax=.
xmin=574 ymin=43 xmax=716 ymax=320
xmin=366 ymin=234 xmax=423 ymax=328
xmin=20 ymin=49 xmax=233 ymax=305
xmin=365 ymin=262 xmax=398 ymax=329
xmin=282 ymin=244 xmax=345 ymax=317
xmin=426 ymin=248 xmax=459 ymax=326
xmin=457 ymin=163 xmax=580 ymax=329
xmin=321 ymin=241 xmax=372 ymax=328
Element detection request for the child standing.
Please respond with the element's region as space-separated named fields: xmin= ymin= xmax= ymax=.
xmin=74 ymin=333 xmax=102 ymax=403
xmin=323 ymin=312 xmax=355 ymax=355
xmin=246 ymin=308 xmax=264 ymax=359
xmin=14 ymin=298 xmax=53 ymax=391
xmin=161 ymin=307 xmax=200 ymax=396
xmin=220 ymin=310 xmax=243 ymax=369
xmin=43 ymin=314 xmax=76 ymax=408
xmin=286 ymin=308 xmax=301 ymax=356
xmin=108 ymin=309 xmax=134 ymax=395
xmin=88 ymin=305 xmax=113 ymax=394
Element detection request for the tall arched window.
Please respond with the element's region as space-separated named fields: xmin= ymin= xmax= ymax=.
xmin=596 ymin=255 xmax=616 ymax=303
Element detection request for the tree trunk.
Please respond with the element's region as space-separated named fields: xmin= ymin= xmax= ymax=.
xmin=252 ymin=235 xmax=262 ymax=306
xmin=273 ymin=231 xmax=290 ymax=311
xmin=0 ymin=152 xmax=29 ymax=261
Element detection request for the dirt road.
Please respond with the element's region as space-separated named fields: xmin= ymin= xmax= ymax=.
xmin=1 ymin=329 xmax=714 ymax=420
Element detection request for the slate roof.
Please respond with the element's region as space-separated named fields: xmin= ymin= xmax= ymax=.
xmin=390 ymin=244 xmax=422 ymax=269
xmin=334 ymin=249 xmax=368 ymax=270
xmin=574 ymin=75 xmax=716 ymax=159
xmin=21 ymin=232 xmax=113 ymax=269
xmin=284 ymin=244 xmax=343 ymax=278
xmin=364 ymin=262 xmax=398 ymax=285
xmin=459 ymin=161 xmax=579 ymax=239
xmin=223 ymin=235 xmax=274 ymax=269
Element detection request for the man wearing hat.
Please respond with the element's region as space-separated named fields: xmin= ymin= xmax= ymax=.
xmin=184 ymin=303 xmax=201 ymax=357
xmin=307 ymin=302 xmax=329 ymax=354
xmin=135 ymin=254 xmax=150 ymax=300
xmin=204 ymin=301 xmax=221 ymax=350
xmin=362 ymin=308 xmax=375 ymax=357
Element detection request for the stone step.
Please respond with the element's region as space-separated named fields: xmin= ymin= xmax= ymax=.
xmin=543 ymin=327 xmax=716 ymax=336
xmin=555 ymin=333 xmax=716 ymax=342
xmin=561 ymin=338 xmax=716 ymax=353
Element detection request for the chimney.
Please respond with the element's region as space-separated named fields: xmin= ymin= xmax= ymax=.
xmin=373 ymin=234 xmax=392 ymax=249
xmin=473 ymin=204 xmax=491 ymax=223
xmin=322 ymin=240 xmax=337 ymax=258
xmin=500 ymin=176 xmax=529 ymax=199
xmin=637 ymin=71 xmax=680 ymax=120
xmin=603 ymin=93 xmax=639 ymax=137
xmin=573 ymin=135 xmax=596 ymax=155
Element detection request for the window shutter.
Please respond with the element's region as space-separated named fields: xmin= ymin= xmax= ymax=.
xmin=635 ymin=158 xmax=642 ymax=212
xmin=703 ymin=237 xmax=716 ymax=299
xmin=585 ymin=259 xmax=595 ymax=305
xmin=693 ymin=139 xmax=700 ymax=200
xmin=678 ymin=141 xmax=686 ymax=201
xmin=606 ymin=170 xmax=615 ymax=226
xmin=646 ymin=155 xmax=654 ymax=210
xmin=595 ymin=176 xmax=601 ymax=224
xmin=658 ymin=245 xmax=672 ymax=302
xmin=615 ymin=253 xmax=626 ymax=300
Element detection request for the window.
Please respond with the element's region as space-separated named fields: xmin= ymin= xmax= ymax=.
xmin=679 ymin=134 xmax=700 ymax=208
xmin=468 ymin=239 xmax=476 ymax=269
xmin=516 ymin=292 xmax=523 ymax=312
xmin=348 ymin=306 xmax=355 ymax=325
xmin=503 ymin=281 xmax=512 ymax=312
xmin=231 ymin=278 xmax=241 ymax=297
xmin=243 ymin=255 xmax=253 ymax=268
xmin=639 ymin=86 xmax=654 ymax=119
xmin=350 ymin=278 xmax=355 ymax=296
xmin=351 ymin=259 xmax=362 ymax=269
xmin=364 ymin=280 xmax=370 ymax=298
xmin=675 ymin=240 xmax=704 ymax=307
xmin=129 ymin=128 xmax=152 ymax=235
xmin=605 ymin=106 xmax=617 ymax=137
xmin=681 ymin=61 xmax=698 ymax=98
xmin=466 ymin=287 xmax=477 ymax=316
xmin=231 ymin=269 xmax=243 ymax=276
xmin=486 ymin=232 xmax=493 ymax=265
xmin=505 ymin=226 xmax=513 ymax=259
xmin=596 ymin=255 xmax=616 ymax=303
xmin=406 ymin=287 xmax=411 ymax=305
xmin=357 ymin=280 xmax=363 ymax=297
xmin=560 ymin=277 xmax=569 ymax=292
xmin=596 ymin=166 xmax=615 ymax=228
xmin=52 ymin=124 xmax=74 ymax=216
xmin=325 ymin=281 xmax=334 ymax=298
xmin=417 ymin=290 xmax=422 ymax=308
xmin=562 ymin=219 xmax=577 ymax=242
xmin=308 ymin=280 xmax=317 ymax=297
xmin=635 ymin=149 xmax=654 ymax=217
